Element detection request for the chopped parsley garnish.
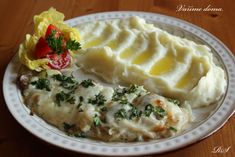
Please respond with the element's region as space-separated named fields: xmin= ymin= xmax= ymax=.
xmin=31 ymin=78 xmax=51 ymax=91
xmin=144 ymin=104 xmax=167 ymax=119
xmin=66 ymin=39 xmax=81 ymax=50
xmin=119 ymin=97 xmax=128 ymax=105
xmin=129 ymin=105 xmax=142 ymax=119
xmin=55 ymin=91 xmax=74 ymax=106
xmin=52 ymin=74 xmax=75 ymax=83
xmin=144 ymin=104 xmax=155 ymax=117
xmin=93 ymin=114 xmax=101 ymax=126
xmin=56 ymin=75 xmax=74 ymax=83
xmin=52 ymin=74 xmax=79 ymax=105
xmin=79 ymin=96 xmax=84 ymax=102
xmin=112 ymin=88 xmax=126 ymax=101
xmin=169 ymin=126 xmax=177 ymax=132
xmin=46 ymin=30 xmax=81 ymax=54
xmin=80 ymin=79 xmax=94 ymax=88
xmin=88 ymin=93 xmax=106 ymax=106
xmin=52 ymin=74 xmax=77 ymax=90
xmin=77 ymin=96 xmax=84 ymax=109
xmin=114 ymin=108 xmax=128 ymax=120
xmin=112 ymin=84 xmax=139 ymax=104
xmin=126 ymin=84 xmax=138 ymax=94
xmin=55 ymin=91 xmax=70 ymax=105
xmin=77 ymin=103 xmax=82 ymax=109
xmin=63 ymin=84 xmax=77 ymax=90
xmin=46 ymin=30 xmax=64 ymax=54
xmin=167 ymin=98 xmax=180 ymax=106
xmin=155 ymin=106 xmax=167 ymax=120
xmin=115 ymin=105 xmax=142 ymax=121
xmin=63 ymin=122 xmax=75 ymax=131
xmin=67 ymin=96 xmax=76 ymax=104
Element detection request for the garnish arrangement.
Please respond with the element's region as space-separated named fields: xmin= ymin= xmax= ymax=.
xmin=35 ymin=24 xmax=81 ymax=69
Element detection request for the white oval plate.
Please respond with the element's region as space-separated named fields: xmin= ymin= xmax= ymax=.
xmin=3 ymin=11 xmax=235 ymax=156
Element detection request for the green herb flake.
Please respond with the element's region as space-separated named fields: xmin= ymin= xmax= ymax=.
xmin=66 ymin=39 xmax=81 ymax=50
xmin=144 ymin=104 xmax=154 ymax=117
xmin=93 ymin=114 xmax=101 ymax=126
xmin=112 ymin=85 xmax=139 ymax=103
xmin=31 ymin=78 xmax=51 ymax=91
xmin=114 ymin=108 xmax=128 ymax=120
xmin=79 ymin=96 xmax=84 ymax=102
xmin=80 ymin=79 xmax=94 ymax=88
xmin=67 ymin=96 xmax=76 ymax=104
xmin=77 ymin=103 xmax=82 ymax=109
xmin=119 ymin=97 xmax=128 ymax=105
xmin=55 ymin=91 xmax=70 ymax=106
xmin=169 ymin=126 xmax=177 ymax=132
xmin=77 ymin=96 xmax=84 ymax=109
xmin=144 ymin=104 xmax=166 ymax=119
xmin=46 ymin=29 xmax=81 ymax=55
xmin=52 ymin=74 xmax=77 ymax=90
xmin=126 ymin=84 xmax=138 ymax=94
xmin=154 ymin=106 xmax=167 ymax=120
xmin=88 ymin=93 xmax=106 ymax=106
xmin=167 ymin=98 xmax=180 ymax=106
xmin=52 ymin=74 xmax=75 ymax=83
xmin=46 ymin=30 xmax=63 ymax=54
xmin=129 ymin=105 xmax=142 ymax=119
xmin=112 ymin=88 xmax=125 ymax=101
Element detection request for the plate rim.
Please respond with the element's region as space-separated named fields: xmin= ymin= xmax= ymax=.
xmin=3 ymin=11 xmax=235 ymax=156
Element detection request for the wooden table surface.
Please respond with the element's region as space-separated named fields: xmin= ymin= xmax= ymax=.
xmin=0 ymin=0 xmax=234 ymax=157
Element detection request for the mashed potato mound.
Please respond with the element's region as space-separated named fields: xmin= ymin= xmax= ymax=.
xmin=75 ymin=17 xmax=227 ymax=108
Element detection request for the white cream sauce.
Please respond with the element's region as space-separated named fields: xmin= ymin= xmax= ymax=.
xmin=22 ymin=69 xmax=191 ymax=142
